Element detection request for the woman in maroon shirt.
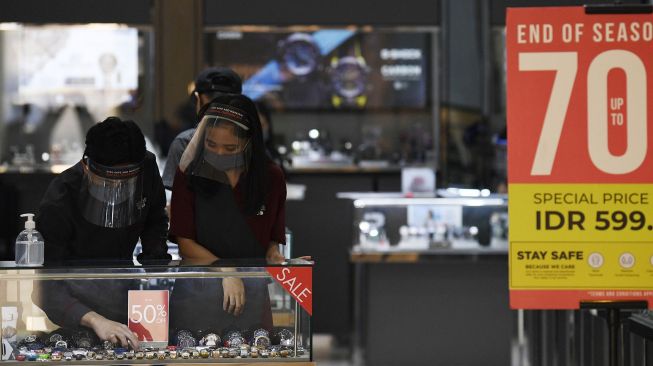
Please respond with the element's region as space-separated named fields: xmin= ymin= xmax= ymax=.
xmin=169 ymin=94 xmax=286 ymax=335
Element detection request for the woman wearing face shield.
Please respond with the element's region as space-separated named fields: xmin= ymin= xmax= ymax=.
xmin=168 ymin=94 xmax=288 ymax=334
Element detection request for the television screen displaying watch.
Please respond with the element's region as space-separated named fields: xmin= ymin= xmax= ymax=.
xmin=206 ymin=27 xmax=432 ymax=110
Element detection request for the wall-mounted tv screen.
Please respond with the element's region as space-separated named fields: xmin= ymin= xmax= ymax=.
xmin=205 ymin=28 xmax=432 ymax=110
xmin=17 ymin=26 xmax=138 ymax=96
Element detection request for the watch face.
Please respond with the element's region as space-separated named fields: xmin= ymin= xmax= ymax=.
xmin=280 ymin=34 xmax=321 ymax=77
xmin=49 ymin=333 xmax=63 ymax=342
xmin=276 ymin=329 xmax=294 ymax=345
xmin=200 ymin=333 xmax=220 ymax=347
xmin=331 ymin=57 xmax=368 ymax=99
xmin=177 ymin=336 xmax=196 ymax=348
xmin=72 ymin=330 xmax=93 ymax=349
xmin=24 ymin=335 xmax=37 ymax=343
xmin=176 ymin=330 xmax=193 ymax=339
xmin=254 ymin=335 xmax=271 ymax=348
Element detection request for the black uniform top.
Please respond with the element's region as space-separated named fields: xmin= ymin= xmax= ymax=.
xmin=32 ymin=151 xmax=170 ymax=329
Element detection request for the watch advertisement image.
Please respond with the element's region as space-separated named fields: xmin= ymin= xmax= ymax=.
xmin=207 ymin=28 xmax=431 ymax=110
xmin=507 ymin=6 xmax=653 ymax=309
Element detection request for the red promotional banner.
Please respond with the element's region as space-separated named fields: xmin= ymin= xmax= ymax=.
xmin=507 ymin=6 xmax=653 ymax=309
xmin=266 ymin=267 xmax=313 ymax=315
xmin=507 ymin=6 xmax=653 ymax=184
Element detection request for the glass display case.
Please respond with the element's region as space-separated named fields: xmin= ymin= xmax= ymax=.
xmin=342 ymin=193 xmax=508 ymax=254
xmin=0 ymin=261 xmax=313 ymax=364
xmin=341 ymin=192 xmax=511 ymax=366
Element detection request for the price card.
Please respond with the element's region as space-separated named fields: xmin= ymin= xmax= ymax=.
xmin=127 ymin=290 xmax=169 ymax=347
xmin=507 ymin=6 xmax=653 ymax=309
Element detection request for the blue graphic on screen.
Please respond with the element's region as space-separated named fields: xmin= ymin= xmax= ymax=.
xmin=243 ymin=30 xmax=355 ymax=100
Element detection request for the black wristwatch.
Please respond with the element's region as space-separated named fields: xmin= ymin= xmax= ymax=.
xmin=277 ymin=33 xmax=322 ymax=78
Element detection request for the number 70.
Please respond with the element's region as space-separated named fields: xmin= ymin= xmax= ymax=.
xmin=519 ymin=51 xmax=647 ymax=175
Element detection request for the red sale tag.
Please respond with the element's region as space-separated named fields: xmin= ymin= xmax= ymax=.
xmin=266 ymin=267 xmax=313 ymax=315
xmin=128 ymin=290 xmax=169 ymax=344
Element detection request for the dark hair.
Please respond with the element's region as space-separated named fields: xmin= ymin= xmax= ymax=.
xmin=193 ymin=95 xmax=269 ymax=216
xmin=84 ymin=117 xmax=146 ymax=166
xmin=194 ymin=67 xmax=242 ymax=95
xmin=255 ymin=101 xmax=284 ymax=167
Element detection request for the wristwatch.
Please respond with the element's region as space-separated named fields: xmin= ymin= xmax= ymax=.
xmin=200 ymin=333 xmax=221 ymax=347
xmin=71 ymin=330 xmax=93 ymax=349
xmin=225 ymin=331 xmax=245 ymax=348
xmin=329 ymin=41 xmax=370 ymax=108
xmin=157 ymin=350 xmax=167 ymax=360
xmin=105 ymin=349 xmax=115 ymax=360
xmin=177 ymin=336 xmax=196 ymax=348
xmin=280 ymin=348 xmax=291 ymax=357
xmin=277 ymin=33 xmax=322 ymax=78
xmin=276 ymin=328 xmax=295 ymax=347
xmin=253 ymin=328 xmax=271 ymax=348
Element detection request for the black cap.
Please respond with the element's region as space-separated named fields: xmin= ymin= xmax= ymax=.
xmin=194 ymin=67 xmax=242 ymax=95
xmin=85 ymin=117 xmax=146 ymax=166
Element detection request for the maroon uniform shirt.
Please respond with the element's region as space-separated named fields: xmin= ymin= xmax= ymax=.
xmin=169 ymin=164 xmax=286 ymax=252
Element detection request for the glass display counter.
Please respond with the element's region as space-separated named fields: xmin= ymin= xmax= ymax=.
xmin=343 ymin=194 xmax=508 ymax=254
xmin=0 ymin=260 xmax=313 ymax=365
xmin=340 ymin=193 xmax=512 ymax=366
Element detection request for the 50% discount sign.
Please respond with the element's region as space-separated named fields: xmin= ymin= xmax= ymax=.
xmin=128 ymin=290 xmax=169 ymax=343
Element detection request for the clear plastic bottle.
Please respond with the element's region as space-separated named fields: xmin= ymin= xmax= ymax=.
xmin=15 ymin=213 xmax=44 ymax=266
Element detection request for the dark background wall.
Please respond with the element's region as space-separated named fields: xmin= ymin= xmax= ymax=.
xmin=204 ymin=0 xmax=441 ymax=25
xmin=0 ymin=0 xmax=152 ymax=24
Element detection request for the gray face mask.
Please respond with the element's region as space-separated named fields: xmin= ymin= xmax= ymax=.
xmin=204 ymin=150 xmax=246 ymax=171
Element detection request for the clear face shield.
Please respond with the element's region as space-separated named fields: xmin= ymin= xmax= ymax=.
xmin=179 ymin=104 xmax=251 ymax=185
xmin=79 ymin=157 xmax=145 ymax=228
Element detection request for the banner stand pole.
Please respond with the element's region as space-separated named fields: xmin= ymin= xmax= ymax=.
xmin=580 ymin=300 xmax=648 ymax=366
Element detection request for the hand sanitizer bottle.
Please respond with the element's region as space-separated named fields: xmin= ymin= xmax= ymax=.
xmin=15 ymin=214 xmax=44 ymax=266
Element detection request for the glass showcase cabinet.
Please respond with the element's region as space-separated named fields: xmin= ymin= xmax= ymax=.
xmin=0 ymin=261 xmax=313 ymax=365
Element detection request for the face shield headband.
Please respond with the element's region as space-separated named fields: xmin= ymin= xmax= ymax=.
xmin=79 ymin=157 xmax=146 ymax=228
xmin=179 ymin=104 xmax=253 ymax=179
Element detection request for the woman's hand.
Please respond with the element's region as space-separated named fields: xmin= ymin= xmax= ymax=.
xmin=222 ymin=277 xmax=245 ymax=316
xmin=266 ymin=244 xmax=286 ymax=264
xmin=81 ymin=312 xmax=140 ymax=350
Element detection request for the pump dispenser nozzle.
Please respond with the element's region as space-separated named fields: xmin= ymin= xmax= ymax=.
xmin=20 ymin=213 xmax=36 ymax=230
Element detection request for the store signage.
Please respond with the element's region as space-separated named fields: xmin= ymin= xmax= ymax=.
xmin=127 ymin=290 xmax=169 ymax=345
xmin=507 ymin=6 xmax=653 ymax=309
xmin=266 ymin=267 xmax=313 ymax=315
